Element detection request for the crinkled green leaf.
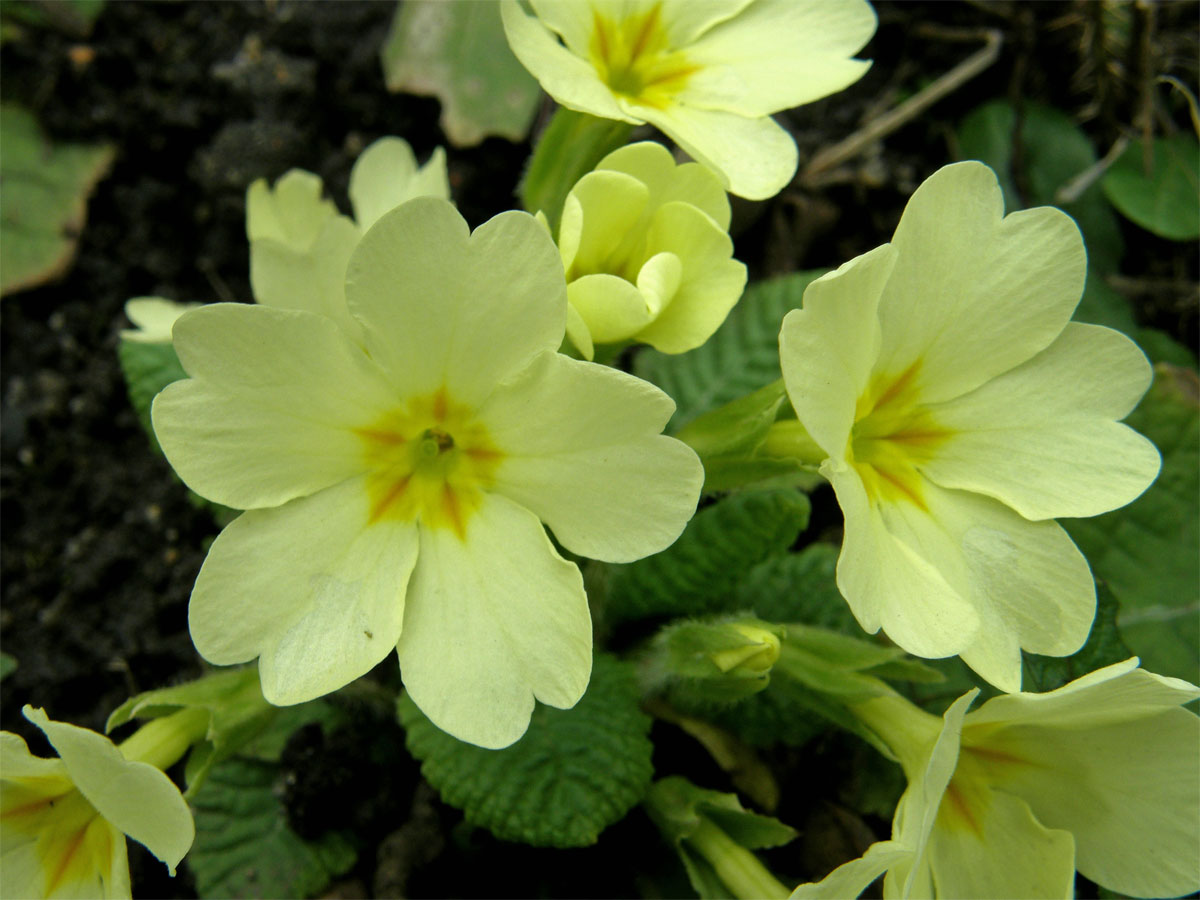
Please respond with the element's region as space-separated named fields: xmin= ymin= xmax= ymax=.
xmin=1 ymin=103 xmax=115 ymax=296
xmin=381 ymin=0 xmax=539 ymax=147
xmin=1064 ymin=363 xmax=1199 ymax=683
xmin=957 ymin=99 xmax=1123 ymax=272
xmin=398 ymin=653 xmax=653 ymax=848
xmin=605 ymin=489 xmax=810 ymax=625
xmin=1023 ymin=583 xmax=1131 ymax=693
xmin=635 ymin=271 xmax=827 ymax=431
xmin=188 ymin=757 xmax=356 ymax=900
xmin=729 ymin=543 xmax=862 ymax=635
xmin=1102 ymin=134 xmax=1200 ymax=241
xmin=1074 ymin=268 xmax=1138 ymax=335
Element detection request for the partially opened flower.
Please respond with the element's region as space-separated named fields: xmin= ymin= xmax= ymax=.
xmin=501 ymin=0 xmax=877 ymax=200
xmin=1 ymin=707 xmax=194 ymax=900
xmin=779 ymin=161 xmax=1161 ymax=691
xmin=246 ymin=136 xmax=450 ymax=340
xmin=152 ymin=197 xmax=703 ymax=749
xmin=791 ymin=660 xmax=1200 ymax=899
xmin=555 ymin=141 xmax=746 ymax=358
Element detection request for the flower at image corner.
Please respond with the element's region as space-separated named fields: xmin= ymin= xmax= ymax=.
xmin=779 ymin=161 xmax=1161 ymax=692
xmin=555 ymin=141 xmax=747 ymax=358
xmin=501 ymin=0 xmax=878 ymax=200
xmin=152 ymin=197 xmax=703 ymax=750
xmin=1 ymin=707 xmax=193 ymax=900
xmin=791 ymin=660 xmax=1200 ymax=899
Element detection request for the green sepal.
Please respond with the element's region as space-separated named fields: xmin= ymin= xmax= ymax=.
xmin=641 ymin=616 xmax=786 ymax=707
xmin=397 ymin=653 xmax=653 ymax=848
xmin=644 ymin=776 xmax=794 ymax=900
xmin=604 ymin=488 xmax=810 ymax=625
xmin=106 ymin=666 xmax=277 ymax=797
xmin=519 ymin=106 xmax=634 ymax=233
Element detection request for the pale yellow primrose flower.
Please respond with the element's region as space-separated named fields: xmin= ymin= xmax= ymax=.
xmin=245 ymin=136 xmax=450 ymax=341
xmin=555 ymin=141 xmax=746 ymax=358
xmin=119 ymin=297 xmax=201 ymax=344
xmin=779 ymin=161 xmax=1161 ymax=692
xmin=791 ymin=660 xmax=1200 ymax=899
xmin=501 ymin=0 xmax=877 ymax=200
xmin=1 ymin=707 xmax=194 ymax=900
xmin=151 ymin=197 xmax=703 ymax=749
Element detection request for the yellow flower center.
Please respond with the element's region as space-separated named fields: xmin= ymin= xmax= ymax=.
xmin=588 ymin=3 xmax=698 ymax=109
xmin=848 ymin=361 xmax=949 ymax=510
xmin=936 ymin=738 xmax=1032 ymax=837
xmin=355 ymin=387 xmax=503 ymax=539
xmin=2 ymin=779 xmax=115 ymax=895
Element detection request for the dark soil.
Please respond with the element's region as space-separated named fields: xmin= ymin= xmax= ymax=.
xmin=2 ymin=2 xmax=1195 ymax=898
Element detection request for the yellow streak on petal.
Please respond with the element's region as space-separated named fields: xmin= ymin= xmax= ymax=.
xmin=588 ymin=3 xmax=699 ymax=110
xmin=354 ymin=387 xmax=503 ymax=539
xmin=849 ymin=360 xmax=952 ymax=510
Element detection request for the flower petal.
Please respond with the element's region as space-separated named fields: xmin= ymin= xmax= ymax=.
xmin=825 ymin=462 xmax=980 ymax=660
xmin=565 ymin=168 xmax=650 ymax=278
xmin=597 ymin=141 xmax=731 ymax=230
xmin=345 ymin=199 xmax=568 ymax=407
xmin=684 ymin=0 xmax=876 ymax=117
xmin=780 ymin=244 xmax=895 ymax=458
xmin=188 ymin=476 xmax=418 ymax=705
xmin=923 ymin=322 xmax=1159 ymax=520
xmin=876 ymin=162 xmax=1086 ymax=404
xmin=153 ymin=304 xmax=393 ymax=510
xmin=349 ymin=137 xmax=449 ymax=232
xmin=637 ymin=202 xmax=745 ymax=353
xmin=482 ymin=351 xmax=702 ymax=562
xmin=249 ymin=215 xmax=363 ymax=341
xmin=634 ymin=102 xmax=797 ymax=200
xmin=789 ymin=840 xmax=912 ymax=899
xmin=245 ymin=169 xmax=337 ymax=250
xmin=925 ymin=788 xmax=1076 ymax=900
xmin=920 ymin=483 xmax=1097 ymax=692
xmin=24 ymin=707 xmax=194 ymax=876
xmin=967 ymin=672 xmax=1200 ymax=898
xmin=501 ymin=0 xmax=636 ymax=123
xmin=568 ymin=273 xmax=657 ymax=343
xmin=396 ymin=494 xmax=592 ymax=749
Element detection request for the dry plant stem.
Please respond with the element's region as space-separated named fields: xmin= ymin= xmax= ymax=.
xmin=800 ymin=27 xmax=1004 ymax=187
xmin=1055 ymin=133 xmax=1131 ymax=205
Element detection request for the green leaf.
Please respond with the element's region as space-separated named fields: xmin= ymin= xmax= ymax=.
xmin=1064 ymin=363 xmax=1199 ymax=683
xmin=116 ymin=338 xmax=188 ymax=449
xmin=957 ymin=100 xmax=1123 ymax=272
xmin=635 ymin=271 xmax=827 ymax=431
xmin=0 ymin=652 xmax=16 ymax=681
xmin=1023 ymin=583 xmax=1131 ymax=693
xmin=187 ymin=757 xmax=356 ymax=900
xmin=380 ymin=0 xmax=539 ymax=147
xmin=398 ymin=653 xmax=653 ymax=848
xmin=605 ymin=489 xmax=810 ymax=625
xmin=0 ymin=103 xmax=115 ymax=296
xmin=1073 ymin=268 xmax=1138 ymax=336
xmin=1102 ymin=134 xmax=1200 ymax=241
xmin=729 ymin=543 xmax=862 ymax=635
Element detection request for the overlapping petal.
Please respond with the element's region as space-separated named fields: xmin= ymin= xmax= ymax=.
xmin=345 ymin=199 xmax=568 ymax=407
xmin=923 ymin=323 xmax=1160 ymax=519
xmin=189 ymin=476 xmax=418 ymax=705
xmin=596 ymin=141 xmax=731 ymax=229
xmin=875 ymin=163 xmax=1086 ymax=404
xmin=348 ymin=137 xmax=450 ymax=232
xmin=482 ymin=351 xmax=702 ymax=562
xmin=245 ymin=169 xmax=337 ymax=249
xmin=153 ymin=304 xmax=394 ymax=510
xmin=396 ymin=494 xmax=592 ymax=749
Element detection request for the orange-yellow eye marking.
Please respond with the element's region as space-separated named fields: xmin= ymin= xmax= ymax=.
xmin=354 ymin=387 xmax=502 ymax=540
xmin=849 ymin=361 xmax=950 ymax=510
xmin=589 ymin=3 xmax=698 ymax=109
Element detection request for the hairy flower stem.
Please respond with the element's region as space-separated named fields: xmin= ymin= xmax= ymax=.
xmin=687 ymin=818 xmax=791 ymax=899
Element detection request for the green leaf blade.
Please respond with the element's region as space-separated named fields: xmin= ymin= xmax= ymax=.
xmin=1102 ymin=134 xmax=1200 ymax=241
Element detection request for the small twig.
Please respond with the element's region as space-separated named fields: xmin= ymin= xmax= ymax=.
xmin=1055 ymin=134 xmax=1130 ymax=205
xmin=801 ymin=27 xmax=1004 ymax=186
